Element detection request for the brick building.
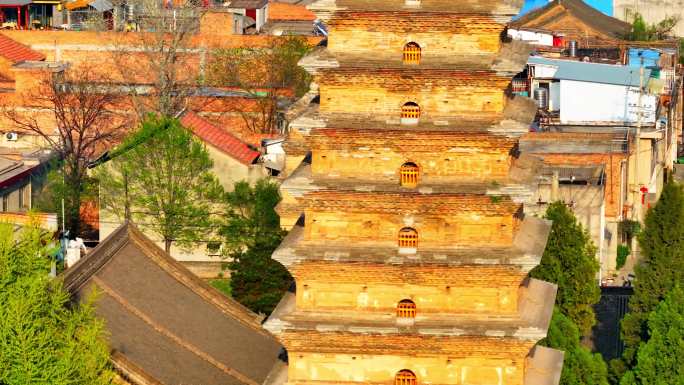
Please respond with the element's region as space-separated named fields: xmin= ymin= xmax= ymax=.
xmin=264 ymin=0 xmax=564 ymax=384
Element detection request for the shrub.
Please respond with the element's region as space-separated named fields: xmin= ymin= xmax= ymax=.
xmin=617 ymin=245 xmax=631 ymax=269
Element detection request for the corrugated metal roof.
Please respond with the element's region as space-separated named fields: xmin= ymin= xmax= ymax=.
xmin=528 ymin=56 xmax=651 ymax=87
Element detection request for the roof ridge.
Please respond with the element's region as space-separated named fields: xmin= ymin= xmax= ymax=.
xmin=63 ymin=223 xmax=130 ymax=293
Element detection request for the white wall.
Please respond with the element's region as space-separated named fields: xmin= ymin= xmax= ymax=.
xmin=507 ymin=28 xmax=554 ymax=46
xmin=530 ymin=63 xmax=558 ymax=79
xmin=550 ymin=81 xmax=560 ymax=111
xmin=560 ymin=80 xmax=657 ymax=124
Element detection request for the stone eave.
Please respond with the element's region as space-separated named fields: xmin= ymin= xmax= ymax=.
xmin=288 ymin=95 xmax=536 ymax=139
xmin=524 ymin=346 xmax=565 ymax=385
xmin=308 ymin=0 xmax=522 ymax=22
xmin=271 ymin=216 xmax=550 ymax=271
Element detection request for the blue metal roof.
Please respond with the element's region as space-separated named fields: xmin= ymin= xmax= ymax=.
xmin=528 ymin=56 xmax=651 ymax=87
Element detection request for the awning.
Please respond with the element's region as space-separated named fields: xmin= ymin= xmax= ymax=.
xmin=64 ymin=0 xmax=89 ymax=9
xmin=32 ymin=0 xmax=60 ymax=3
xmin=65 ymin=0 xmax=111 ymax=11
xmin=0 ymin=0 xmax=32 ymax=5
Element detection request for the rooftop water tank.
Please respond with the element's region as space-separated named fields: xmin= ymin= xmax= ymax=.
xmin=534 ymin=87 xmax=549 ymax=110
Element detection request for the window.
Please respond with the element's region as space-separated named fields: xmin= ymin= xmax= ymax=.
xmin=19 ymin=185 xmax=29 ymax=209
xmin=401 ymin=102 xmax=420 ymax=124
xmin=396 ymin=299 xmax=416 ymax=318
xmin=400 ymin=162 xmax=419 ymax=187
xmin=1 ymin=195 xmax=7 ymax=212
xmin=395 ymin=369 xmax=417 ymax=385
xmin=398 ymin=227 xmax=418 ymax=248
xmin=403 ymin=42 xmax=421 ymax=64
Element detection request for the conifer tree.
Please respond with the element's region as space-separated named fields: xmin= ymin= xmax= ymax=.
xmin=0 ymin=223 xmax=113 ymax=384
xmin=222 ymin=179 xmax=292 ymax=315
xmin=530 ymin=201 xmax=601 ymax=335
xmin=620 ymin=180 xmax=684 ymax=366
xmin=541 ymin=308 xmax=609 ymax=385
xmin=620 ymin=287 xmax=684 ymax=385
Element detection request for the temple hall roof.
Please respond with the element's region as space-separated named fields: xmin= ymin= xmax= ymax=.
xmin=509 ymin=0 xmax=631 ymax=42
xmin=63 ymin=224 xmax=283 ymax=385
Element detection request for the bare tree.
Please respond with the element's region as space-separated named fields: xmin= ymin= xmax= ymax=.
xmin=2 ymin=66 xmax=129 ymax=236
xmin=207 ymin=36 xmax=312 ymax=134
xmin=110 ymin=0 xmax=206 ymax=117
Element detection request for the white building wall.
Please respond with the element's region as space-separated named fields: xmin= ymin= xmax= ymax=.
xmin=549 ymin=81 xmax=561 ymax=111
xmin=507 ymin=28 xmax=554 ymax=46
xmin=560 ymin=80 xmax=657 ymax=124
xmin=530 ymin=63 xmax=558 ymax=78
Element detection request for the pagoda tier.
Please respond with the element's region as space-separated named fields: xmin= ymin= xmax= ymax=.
xmin=301 ymin=39 xmax=531 ymax=75
xmin=263 ymin=330 xmax=563 ymax=385
xmin=268 ymin=263 xmax=555 ymax=324
xmin=272 ymin=212 xmax=549 ymax=270
xmin=285 ymin=97 xmax=536 ymax=184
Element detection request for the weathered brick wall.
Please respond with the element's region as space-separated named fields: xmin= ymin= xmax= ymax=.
xmin=319 ymin=82 xmax=507 ymax=117
xmin=304 ymin=209 xmax=516 ymax=248
xmin=327 ymin=14 xmax=503 ymax=56
xmin=292 ymin=263 xmax=525 ymax=315
xmin=328 ymin=29 xmax=502 ymax=57
xmin=289 ymin=353 xmax=525 ymax=385
xmin=282 ymin=333 xmax=535 ymax=385
xmin=0 ymin=57 xmax=14 ymax=80
xmin=311 ymin=147 xmax=512 ymax=181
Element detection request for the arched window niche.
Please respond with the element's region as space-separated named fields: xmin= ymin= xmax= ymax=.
xmin=401 ymin=102 xmax=420 ymax=125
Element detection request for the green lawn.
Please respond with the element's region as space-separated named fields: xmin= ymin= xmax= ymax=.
xmin=209 ymin=279 xmax=232 ymax=297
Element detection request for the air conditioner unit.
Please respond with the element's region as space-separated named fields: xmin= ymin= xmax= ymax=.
xmin=5 ymin=132 xmax=18 ymax=141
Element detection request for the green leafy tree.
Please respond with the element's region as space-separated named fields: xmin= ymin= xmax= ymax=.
xmin=626 ymin=13 xmax=679 ymax=41
xmin=208 ymin=36 xmax=312 ymax=134
xmin=530 ymin=201 xmax=601 ymax=335
xmin=96 ymin=116 xmax=224 ymax=253
xmin=0 ymin=223 xmax=113 ymax=384
xmin=619 ymin=181 xmax=684 ymax=367
xmin=620 ymin=287 xmax=684 ymax=385
xmin=541 ymin=308 xmax=609 ymax=385
xmin=222 ymin=179 xmax=291 ymax=315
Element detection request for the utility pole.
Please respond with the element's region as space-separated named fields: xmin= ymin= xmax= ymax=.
xmin=632 ymin=57 xmax=644 ymax=221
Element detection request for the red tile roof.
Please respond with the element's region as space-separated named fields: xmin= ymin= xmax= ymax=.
xmin=268 ymin=1 xmax=316 ymax=21
xmin=0 ymin=34 xmax=45 ymax=63
xmin=180 ymin=111 xmax=260 ymax=165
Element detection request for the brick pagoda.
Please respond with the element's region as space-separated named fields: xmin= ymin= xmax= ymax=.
xmin=265 ymin=1 xmax=564 ymax=384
